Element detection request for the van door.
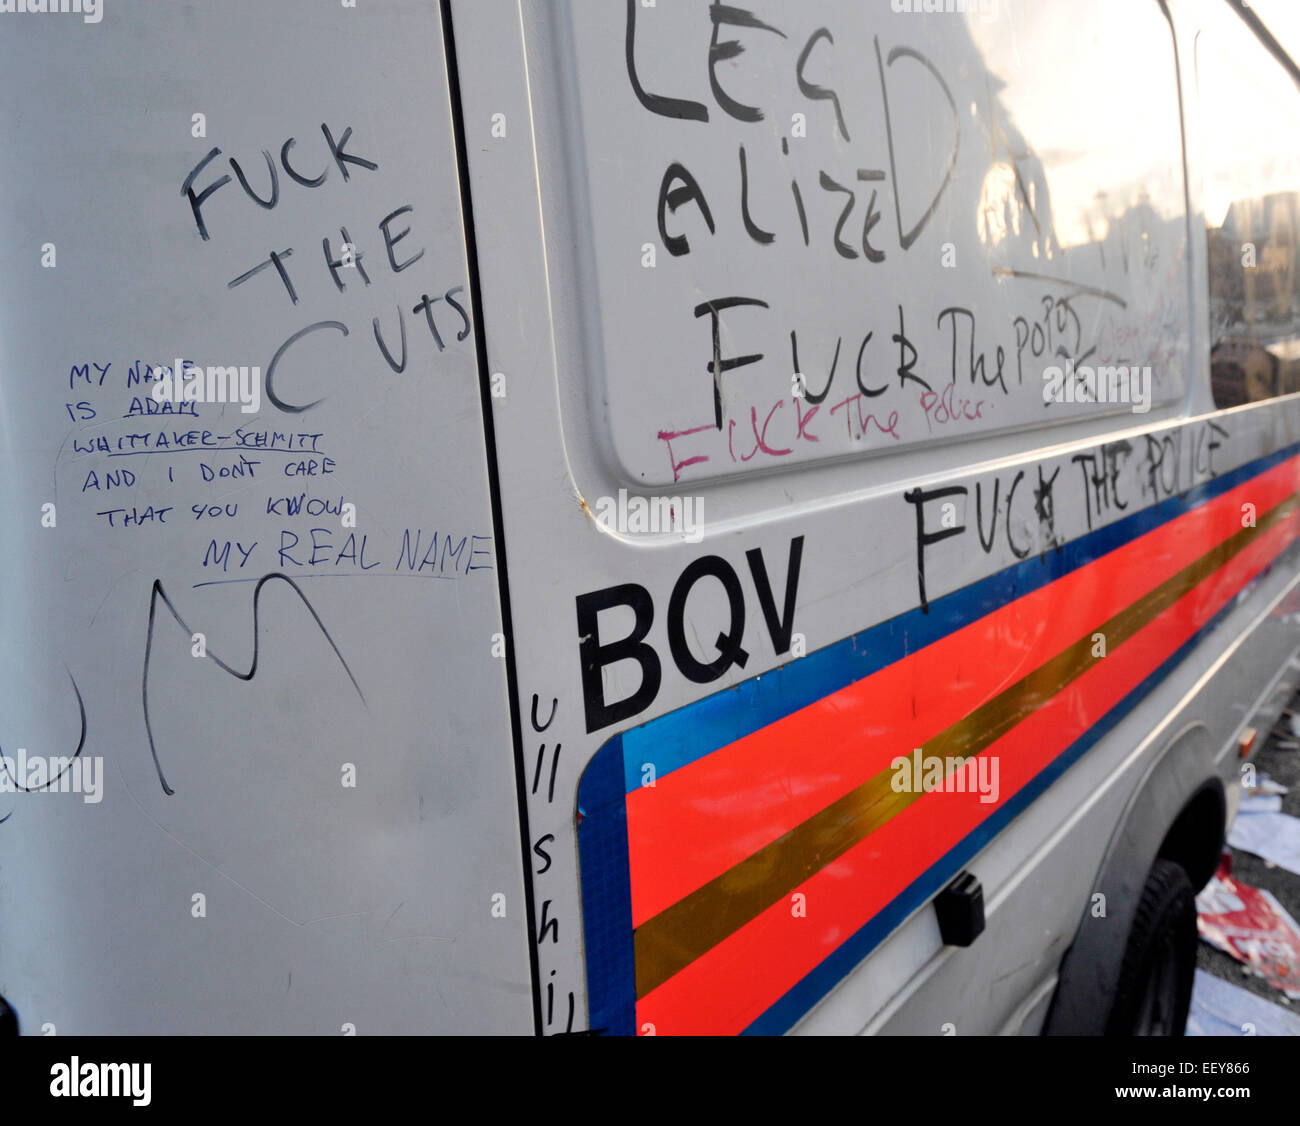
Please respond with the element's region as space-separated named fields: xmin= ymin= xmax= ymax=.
xmin=0 ymin=0 xmax=533 ymax=1033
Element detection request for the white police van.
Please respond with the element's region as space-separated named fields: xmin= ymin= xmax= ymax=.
xmin=1 ymin=0 xmax=1298 ymax=1037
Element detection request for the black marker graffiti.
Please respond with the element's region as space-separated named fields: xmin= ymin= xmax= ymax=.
xmin=141 ymin=573 xmax=364 ymax=795
xmin=0 ymin=666 xmax=87 ymax=807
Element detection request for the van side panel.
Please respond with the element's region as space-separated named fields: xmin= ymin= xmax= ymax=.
xmin=0 ymin=1 xmax=533 ymax=1034
xmin=453 ymin=0 xmax=1300 ymax=1035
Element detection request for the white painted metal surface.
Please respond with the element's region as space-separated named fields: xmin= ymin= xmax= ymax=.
xmin=0 ymin=1 xmax=532 ymax=1034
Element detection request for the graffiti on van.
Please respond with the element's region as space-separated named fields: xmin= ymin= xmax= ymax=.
xmin=905 ymin=417 xmax=1233 ymax=612
xmin=609 ymin=1 xmax=1189 ymax=485
xmin=179 ymin=125 xmax=472 ymax=410
xmin=139 ymin=574 xmax=365 ymax=796
xmin=656 ymin=287 xmax=1136 ymax=481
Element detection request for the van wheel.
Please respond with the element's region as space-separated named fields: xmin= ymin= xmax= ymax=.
xmin=1105 ymin=859 xmax=1197 ymax=1036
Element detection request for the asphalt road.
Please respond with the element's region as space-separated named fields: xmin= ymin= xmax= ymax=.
xmin=1194 ymin=703 xmax=1300 ymax=1019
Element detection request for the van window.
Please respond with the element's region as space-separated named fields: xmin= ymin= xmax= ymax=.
xmin=1199 ymin=9 xmax=1300 ymax=407
xmin=568 ymin=0 xmax=1187 ymax=489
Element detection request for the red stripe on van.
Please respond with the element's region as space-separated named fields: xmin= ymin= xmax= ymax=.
xmin=625 ymin=455 xmax=1300 ymax=928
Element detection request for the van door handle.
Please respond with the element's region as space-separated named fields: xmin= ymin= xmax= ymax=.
xmin=935 ymin=870 xmax=985 ymax=946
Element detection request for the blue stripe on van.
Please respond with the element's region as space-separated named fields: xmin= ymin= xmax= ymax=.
xmin=576 ymin=733 xmax=637 ymax=1036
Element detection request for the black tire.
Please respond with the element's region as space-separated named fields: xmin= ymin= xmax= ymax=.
xmin=1105 ymin=858 xmax=1197 ymax=1036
